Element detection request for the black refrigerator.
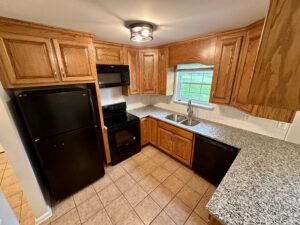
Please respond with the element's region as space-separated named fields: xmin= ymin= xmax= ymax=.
xmin=15 ymin=87 xmax=105 ymax=200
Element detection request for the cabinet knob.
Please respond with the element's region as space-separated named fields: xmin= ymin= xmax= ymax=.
xmin=61 ymin=68 xmax=65 ymax=76
xmin=54 ymin=71 xmax=57 ymax=75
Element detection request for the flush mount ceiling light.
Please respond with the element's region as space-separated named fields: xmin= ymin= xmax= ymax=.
xmin=129 ymin=23 xmax=153 ymax=42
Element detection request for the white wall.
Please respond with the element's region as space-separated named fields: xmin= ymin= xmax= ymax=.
xmin=150 ymin=95 xmax=291 ymax=140
xmin=0 ymin=191 xmax=19 ymax=225
xmin=286 ymin=112 xmax=300 ymax=144
xmin=100 ymin=87 xmax=150 ymax=110
xmin=0 ymin=84 xmax=50 ymax=222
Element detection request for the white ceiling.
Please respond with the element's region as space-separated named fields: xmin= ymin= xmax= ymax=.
xmin=0 ymin=0 xmax=269 ymax=47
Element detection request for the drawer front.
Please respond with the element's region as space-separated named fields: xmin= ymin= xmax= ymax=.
xmin=158 ymin=121 xmax=193 ymax=140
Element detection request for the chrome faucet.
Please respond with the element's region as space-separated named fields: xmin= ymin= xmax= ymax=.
xmin=187 ymin=100 xmax=193 ymax=120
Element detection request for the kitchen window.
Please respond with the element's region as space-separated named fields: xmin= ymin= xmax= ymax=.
xmin=174 ymin=64 xmax=214 ymax=108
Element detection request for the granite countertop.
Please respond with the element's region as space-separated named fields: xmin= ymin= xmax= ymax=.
xmin=128 ymin=106 xmax=300 ymax=225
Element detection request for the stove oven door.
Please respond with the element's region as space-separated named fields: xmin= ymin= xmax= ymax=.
xmin=107 ymin=120 xmax=141 ymax=165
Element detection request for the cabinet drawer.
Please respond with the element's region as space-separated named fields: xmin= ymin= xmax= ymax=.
xmin=158 ymin=121 xmax=193 ymax=140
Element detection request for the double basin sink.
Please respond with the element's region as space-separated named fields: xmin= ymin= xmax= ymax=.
xmin=165 ymin=113 xmax=200 ymax=126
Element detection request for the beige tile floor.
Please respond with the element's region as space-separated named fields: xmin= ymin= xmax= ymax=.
xmin=42 ymin=145 xmax=216 ymax=225
xmin=0 ymin=152 xmax=35 ymax=225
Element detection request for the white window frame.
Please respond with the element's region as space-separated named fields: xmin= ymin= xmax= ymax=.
xmin=173 ymin=65 xmax=214 ymax=110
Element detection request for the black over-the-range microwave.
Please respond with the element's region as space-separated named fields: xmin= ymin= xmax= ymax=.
xmin=96 ymin=64 xmax=130 ymax=88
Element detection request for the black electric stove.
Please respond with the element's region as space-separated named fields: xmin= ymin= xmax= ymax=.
xmin=102 ymin=102 xmax=141 ymax=165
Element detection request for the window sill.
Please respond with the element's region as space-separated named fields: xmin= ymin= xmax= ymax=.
xmin=173 ymin=100 xmax=214 ymax=110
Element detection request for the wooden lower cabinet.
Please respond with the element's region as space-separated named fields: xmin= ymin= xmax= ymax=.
xmin=149 ymin=118 xmax=158 ymax=145
xmin=140 ymin=118 xmax=149 ymax=146
xmin=172 ymin=134 xmax=193 ymax=165
xmin=157 ymin=127 xmax=173 ymax=154
xmin=157 ymin=121 xmax=194 ymax=166
xmin=209 ymin=215 xmax=223 ymax=225
xmin=140 ymin=117 xmax=158 ymax=146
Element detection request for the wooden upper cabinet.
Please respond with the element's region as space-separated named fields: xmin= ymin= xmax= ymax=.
xmin=231 ymin=26 xmax=262 ymax=113
xmin=94 ymin=43 xmax=124 ymax=65
xmin=210 ymin=34 xmax=243 ymax=104
xmin=230 ymin=22 xmax=296 ymax=122
xmin=158 ymin=48 xmax=174 ymax=96
xmin=158 ymin=48 xmax=168 ymax=95
xmin=168 ymin=37 xmax=216 ymax=66
xmin=123 ymin=48 xmax=140 ymax=95
xmin=248 ymin=0 xmax=300 ymax=110
xmin=0 ymin=33 xmax=60 ymax=87
xmin=53 ymin=39 xmax=95 ymax=82
xmin=172 ymin=134 xmax=193 ymax=166
xmin=139 ymin=50 xmax=158 ymax=94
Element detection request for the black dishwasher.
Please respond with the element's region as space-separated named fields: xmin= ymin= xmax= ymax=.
xmin=192 ymin=134 xmax=238 ymax=186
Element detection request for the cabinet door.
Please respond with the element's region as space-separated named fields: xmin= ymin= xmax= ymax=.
xmin=172 ymin=134 xmax=193 ymax=166
xmin=157 ymin=128 xmax=173 ymax=154
xmin=140 ymin=50 xmax=158 ymax=94
xmin=95 ymin=44 xmax=123 ymax=65
xmin=210 ymin=35 xmax=243 ymax=104
xmin=231 ymin=26 xmax=262 ymax=113
xmin=231 ymin=24 xmax=296 ymax=122
xmin=249 ymin=0 xmax=300 ymax=110
xmin=53 ymin=39 xmax=95 ymax=82
xmin=0 ymin=33 xmax=59 ymax=87
xmin=158 ymin=48 xmax=168 ymax=95
xmin=140 ymin=118 xmax=149 ymax=146
xmin=148 ymin=118 xmax=157 ymax=146
xmin=126 ymin=49 xmax=140 ymax=95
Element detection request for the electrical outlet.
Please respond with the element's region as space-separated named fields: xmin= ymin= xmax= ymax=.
xmin=243 ymin=114 xmax=249 ymax=121
xmin=277 ymin=122 xmax=289 ymax=130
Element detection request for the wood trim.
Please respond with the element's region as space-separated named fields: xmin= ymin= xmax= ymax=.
xmin=0 ymin=16 xmax=94 ymax=41
xmin=157 ymin=121 xmax=193 ymax=140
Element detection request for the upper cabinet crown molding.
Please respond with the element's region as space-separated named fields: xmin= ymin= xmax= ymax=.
xmin=248 ymin=0 xmax=300 ymax=110
xmin=0 ymin=16 xmax=94 ymax=41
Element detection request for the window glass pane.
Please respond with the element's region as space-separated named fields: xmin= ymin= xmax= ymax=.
xmin=175 ymin=64 xmax=213 ymax=105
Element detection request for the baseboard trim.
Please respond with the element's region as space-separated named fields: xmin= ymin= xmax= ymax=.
xmin=35 ymin=206 xmax=52 ymax=225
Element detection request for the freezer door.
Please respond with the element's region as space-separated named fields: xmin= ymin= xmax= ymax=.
xmin=35 ymin=126 xmax=104 ymax=200
xmin=17 ymin=89 xmax=95 ymax=140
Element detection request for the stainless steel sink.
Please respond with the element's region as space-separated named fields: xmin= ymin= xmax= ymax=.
xmin=165 ymin=114 xmax=187 ymax=122
xmin=181 ymin=119 xmax=200 ymax=126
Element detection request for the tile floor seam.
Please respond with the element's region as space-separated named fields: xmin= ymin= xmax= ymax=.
xmin=0 ymin=161 xmax=8 ymax=184
xmin=163 ymin=178 xmax=193 ymax=225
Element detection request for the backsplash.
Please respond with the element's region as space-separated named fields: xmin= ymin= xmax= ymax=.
xmin=99 ymin=87 xmax=150 ymax=110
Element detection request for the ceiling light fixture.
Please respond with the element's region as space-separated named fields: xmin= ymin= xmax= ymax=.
xmin=129 ymin=23 xmax=153 ymax=42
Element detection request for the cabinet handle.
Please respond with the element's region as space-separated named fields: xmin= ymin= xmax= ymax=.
xmin=54 ymin=71 xmax=57 ymax=75
xmin=61 ymin=68 xmax=65 ymax=76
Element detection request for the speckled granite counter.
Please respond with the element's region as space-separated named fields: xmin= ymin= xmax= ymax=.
xmin=128 ymin=106 xmax=300 ymax=225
